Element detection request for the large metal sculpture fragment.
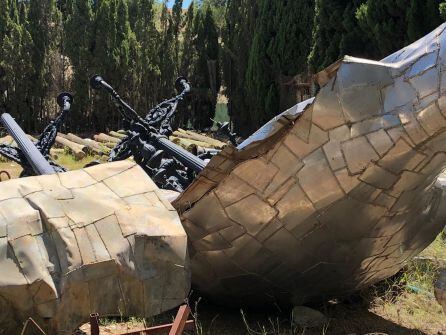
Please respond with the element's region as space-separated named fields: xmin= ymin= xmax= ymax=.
xmin=0 ymin=92 xmax=73 ymax=176
xmin=0 ymin=160 xmax=189 ymax=334
xmin=172 ymin=23 xmax=446 ymax=305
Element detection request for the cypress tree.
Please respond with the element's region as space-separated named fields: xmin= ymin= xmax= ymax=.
xmin=27 ymin=0 xmax=61 ymax=130
xmin=64 ymin=0 xmax=95 ymax=131
xmin=0 ymin=3 xmax=34 ymax=126
xmin=134 ymin=0 xmax=159 ymax=110
xmin=171 ymin=0 xmax=183 ymax=74
xmin=245 ymin=0 xmax=314 ymax=133
xmin=158 ymin=1 xmax=175 ymax=98
xmin=441 ymin=1 xmax=446 ymax=19
xmin=189 ymin=5 xmax=220 ymax=129
xmin=91 ymin=0 xmax=118 ymax=130
xmin=356 ymin=0 xmax=443 ymax=59
xmin=0 ymin=0 xmax=10 ymax=46
xmin=222 ymin=0 xmax=257 ymax=136
xmin=177 ymin=2 xmax=195 ymax=127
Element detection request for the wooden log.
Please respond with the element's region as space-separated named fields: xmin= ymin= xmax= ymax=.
xmin=175 ymin=128 xmax=226 ymax=148
xmin=83 ymin=138 xmax=112 ymax=153
xmin=0 ymin=135 xmax=14 ymax=145
xmin=57 ymin=133 xmax=88 ymax=153
xmin=94 ymin=133 xmax=120 ymax=144
xmin=55 ymin=136 xmax=86 ymax=160
xmin=49 ymin=148 xmax=65 ymax=160
xmin=170 ymin=136 xmax=212 ymax=152
xmin=60 ymin=133 xmax=107 ymax=155
xmin=109 ymin=131 xmax=127 ymax=139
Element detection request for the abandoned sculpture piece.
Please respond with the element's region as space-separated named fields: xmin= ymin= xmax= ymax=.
xmin=90 ymin=75 xmax=206 ymax=193
xmin=0 ymin=92 xmax=73 ymax=176
xmin=173 ymin=22 xmax=446 ymax=305
xmin=0 ymin=161 xmax=190 ymax=333
xmin=2 ymin=22 xmax=446 ymax=333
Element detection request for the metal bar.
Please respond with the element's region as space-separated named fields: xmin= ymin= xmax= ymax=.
xmin=117 ymin=320 xmax=195 ymax=335
xmin=168 ymin=305 xmax=191 ymax=335
xmin=0 ymin=113 xmax=55 ymax=175
xmin=90 ymin=313 xmax=100 ymax=335
xmin=20 ymin=318 xmax=47 ymax=335
xmin=156 ymin=137 xmax=206 ymax=173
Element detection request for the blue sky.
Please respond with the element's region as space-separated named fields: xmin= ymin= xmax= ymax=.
xmin=165 ymin=0 xmax=193 ymax=8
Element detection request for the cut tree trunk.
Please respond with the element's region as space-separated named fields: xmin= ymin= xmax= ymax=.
xmin=109 ymin=131 xmax=127 ymax=139
xmin=59 ymin=133 xmax=107 ymax=155
xmin=94 ymin=133 xmax=120 ymax=144
xmin=55 ymin=136 xmax=86 ymax=160
xmin=176 ymin=128 xmax=226 ymax=149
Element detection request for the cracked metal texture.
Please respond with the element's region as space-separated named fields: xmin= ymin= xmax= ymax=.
xmin=173 ymin=23 xmax=446 ymax=306
xmin=0 ymin=160 xmax=189 ymax=334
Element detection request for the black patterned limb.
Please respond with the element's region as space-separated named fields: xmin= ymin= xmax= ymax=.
xmin=90 ymin=75 xmax=205 ymax=192
xmin=0 ymin=92 xmax=73 ymax=176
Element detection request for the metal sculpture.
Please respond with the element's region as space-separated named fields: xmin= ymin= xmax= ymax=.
xmin=0 ymin=92 xmax=72 ymax=176
xmin=0 ymin=160 xmax=189 ymax=334
xmin=90 ymin=75 xmax=206 ymax=192
xmin=213 ymin=119 xmax=238 ymax=146
xmin=172 ymin=23 xmax=446 ymax=306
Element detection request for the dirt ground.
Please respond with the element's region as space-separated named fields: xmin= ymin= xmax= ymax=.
xmin=77 ymin=291 xmax=445 ymax=335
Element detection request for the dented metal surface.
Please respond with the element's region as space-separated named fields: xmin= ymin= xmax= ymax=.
xmin=0 ymin=161 xmax=190 ymax=334
xmin=173 ymin=23 xmax=446 ymax=305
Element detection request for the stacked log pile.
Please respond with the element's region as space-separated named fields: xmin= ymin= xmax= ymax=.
xmin=170 ymin=128 xmax=227 ymax=152
xmin=0 ymin=128 xmax=227 ymax=164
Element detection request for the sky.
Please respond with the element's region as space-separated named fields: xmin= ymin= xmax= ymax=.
xmin=165 ymin=0 xmax=193 ymax=8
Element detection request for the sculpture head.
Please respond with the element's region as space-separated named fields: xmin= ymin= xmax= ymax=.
xmin=173 ymin=23 xmax=446 ymax=305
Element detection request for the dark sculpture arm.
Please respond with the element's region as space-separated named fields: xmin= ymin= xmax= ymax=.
xmin=0 ymin=92 xmax=73 ymax=176
xmin=90 ymin=75 xmax=205 ymax=192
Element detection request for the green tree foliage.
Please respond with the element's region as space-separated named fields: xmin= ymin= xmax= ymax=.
xmin=244 ymin=0 xmax=315 ymax=133
xmin=0 ymin=1 xmax=34 ymax=128
xmin=309 ymin=0 xmax=369 ymax=72
xmin=189 ymin=5 xmax=221 ymax=129
xmin=356 ymin=0 xmax=443 ymax=59
xmin=221 ymin=0 xmax=257 ymax=136
xmin=1 ymin=0 xmax=446 ymax=136
xmin=64 ymin=0 xmax=94 ymax=130
xmin=441 ymin=1 xmax=446 ymax=19
xmin=27 ymin=0 xmax=62 ymax=130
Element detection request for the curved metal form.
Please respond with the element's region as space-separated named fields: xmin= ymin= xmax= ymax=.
xmin=173 ymin=23 xmax=446 ymax=305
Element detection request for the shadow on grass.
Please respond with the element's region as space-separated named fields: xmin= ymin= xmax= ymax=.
xmin=183 ymin=293 xmax=428 ymax=335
